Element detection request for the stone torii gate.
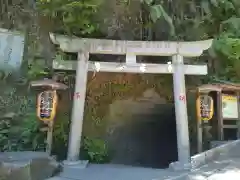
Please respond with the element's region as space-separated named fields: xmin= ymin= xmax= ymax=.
xmin=50 ymin=33 xmax=212 ymax=168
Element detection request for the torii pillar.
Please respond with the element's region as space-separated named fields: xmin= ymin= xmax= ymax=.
xmin=50 ymin=33 xmax=213 ymax=169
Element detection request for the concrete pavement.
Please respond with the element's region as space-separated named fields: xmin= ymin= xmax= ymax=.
xmin=47 ymin=140 xmax=240 ymax=180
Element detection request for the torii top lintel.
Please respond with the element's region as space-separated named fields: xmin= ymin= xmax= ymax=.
xmin=49 ymin=33 xmax=213 ymax=57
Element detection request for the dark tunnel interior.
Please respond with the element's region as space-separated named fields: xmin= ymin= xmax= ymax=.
xmin=108 ymin=104 xmax=178 ymax=169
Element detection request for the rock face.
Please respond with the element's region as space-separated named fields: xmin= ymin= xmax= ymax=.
xmin=0 ymin=151 xmax=60 ymax=180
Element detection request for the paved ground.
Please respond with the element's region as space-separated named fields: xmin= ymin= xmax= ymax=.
xmin=48 ymin=164 xmax=182 ymax=180
xmin=47 ymin=159 xmax=240 ymax=180
xmin=48 ymin=141 xmax=240 ymax=180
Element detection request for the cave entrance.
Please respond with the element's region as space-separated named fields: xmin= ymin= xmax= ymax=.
xmin=107 ymin=98 xmax=178 ymax=169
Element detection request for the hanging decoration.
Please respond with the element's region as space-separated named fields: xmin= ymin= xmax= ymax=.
xmin=31 ymin=78 xmax=68 ymax=155
xmin=37 ymin=90 xmax=58 ymax=121
xmin=196 ymin=95 xmax=214 ymax=121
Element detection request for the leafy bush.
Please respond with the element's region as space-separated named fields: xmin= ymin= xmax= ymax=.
xmin=83 ymin=137 xmax=110 ymax=163
xmin=0 ymin=112 xmax=45 ymax=152
xmin=37 ymin=0 xmax=102 ymax=36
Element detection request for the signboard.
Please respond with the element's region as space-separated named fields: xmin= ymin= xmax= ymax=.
xmin=0 ymin=29 xmax=24 ymax=71
xmin=222 ymin=94 xmax=238 ymax=119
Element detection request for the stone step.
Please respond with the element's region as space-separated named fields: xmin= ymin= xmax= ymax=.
xmin=0 ymin=151 xmax=60 ymax=180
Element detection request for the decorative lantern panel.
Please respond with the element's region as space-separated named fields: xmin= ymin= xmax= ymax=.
xmin=37 ymin=90 xmax=58 ymax=121
xmin=197 ymin=95 xmax=214 ymax=121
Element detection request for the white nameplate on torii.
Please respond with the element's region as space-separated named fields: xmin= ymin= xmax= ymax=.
xmin=53 ymin=60 xmax=207 ymax=75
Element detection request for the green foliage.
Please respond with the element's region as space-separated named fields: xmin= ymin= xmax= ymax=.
xmin=141 ymin=0 xmax=175 ymax=36
xmin=51 ymin=112 xmax=70 ymax=160
xmin=27 ymin=65 xmax=50 ymax=80
xmin=207 ymin=1 xmax=240 ymax=81
xmin=0 ymin=93 xmax=45 ymax=151
xmin=37 ymin=0 xmax=102 ymax=36
xmin=0 ymin=119 xmax=11 ymax=151
xmin=83 ymin=137 xmax=109 ymax=163
xmin=213 ymin=36 xmax=240 ymax=81
xmin=17 ymin=112 xmax=46 ymax=151
xmin=149 ymin=4 xmax=174 ymax=36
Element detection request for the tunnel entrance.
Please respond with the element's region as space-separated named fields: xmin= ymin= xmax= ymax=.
xmin=107 ymin=102 xmax=178 ymax=169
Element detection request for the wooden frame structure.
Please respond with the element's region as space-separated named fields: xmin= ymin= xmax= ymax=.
xmin=50 ymin=33 xmax=212 ymax=168
xmin=196 ymin=83 xmax=240 ymax=152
